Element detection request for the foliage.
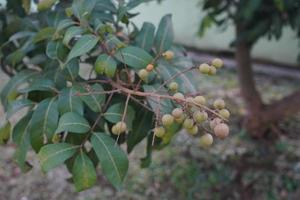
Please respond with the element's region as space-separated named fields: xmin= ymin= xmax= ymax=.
xmin=199 ymin=0 xmax=300 ymax=46
xmin=0 ymin=0 xmax=229 ymax=191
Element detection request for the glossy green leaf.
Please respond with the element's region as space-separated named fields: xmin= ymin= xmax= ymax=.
xmin=66 ymin=34 xmax=99 ymax=63
xmin=95 ymin=0 xmax=117 ymax=13
xmin=143 ymin=85 xmax=173 ymax=114
xmin=0 ymin=121 xmax=11 ymax=144
xmin=37 ymin=0 xmax=59 ymax=11
xmin=135 ymin=22 xmax=155 ymax=52
xmin=154 ymin=14 xmax=174 ymax=53
xmin=30 ymin=98 xmax=59 ymax=152
xmin=72 ymin=0 xmax=97 ymax=20
xmin=127 ymin=109 xmax=153 ymax=153
xmin=72 ymin=151 xmax=97 ymax=191
xmin=6 ymin=99 xmax=35 ymax=118
xmin=46 ymin=40 xmax=68 ymax=61
xmin=95 ymin=54 xmax=117 ymax=78
xmin=19 ymin=79 xmax=57 ymax=93
xmin=91 ymin=132 xmax=129 ymax=189
xmin=56 ymin=19 xmax=76 ymax=33
xmin=12 ymin=113 xmax=32 ymax=172
xmin=75 ymin=83 xmax=105 ymax=112
xmin=58 ymin=87 xmax=84 ymax=115
xmin=1 ymin=70 xmax=38 ymax=107
xmin=63 ymin=26 xmax=85 ymax=46
xmin=56 ymin=112 xmax=90 ymax=134
xmin=62 ymin=59 xmax=80 ymax=81
xmin=33 ymin=27 xmax=55 ymax=43
xmin=157 ymin=59 xmax=197 ymax=93
xmin=38 ymin=143 xmax=78 ymax=172
xmin=115 ymin=46 xmax=153 ymax=69
xmin=104 ymin=103 xmax=135 ymax=129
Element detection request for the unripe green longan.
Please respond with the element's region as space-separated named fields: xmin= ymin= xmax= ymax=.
xmin=163 ymin=50 xmax=174 ymax=60
xmin=175 ymin=114 xmax=186 ymax=124
xmin=112 ymin=121 xmax=127 ymax=135
xmin=199 ymin=133 xmax=213 ymax=147
xmin=212 ymin=58 xmax=223 ymax=68
xmin=169 ymin=82 xmax=178 ymax=92
xmin=154 ymin=127 xmax=166 ymax=138
xmin=172 ymin=108 xmax=183 ymax=118
xmin=193 ymin=111 xmax=208 ymax=123
xmin=138 ymin=69 xmax=149 ymax=81
xmin=173 ymin=92 xmax=185 ymax=100
xmin=210 ymin=118 xmax=222 ymax=130
xmin=208 ymin=66 xmax=217 ymax=75
xmin=219 ymin=109 xmax=230 ymax=119
xmin=199 ymin=63 xmax=210 ymax=74
xmin=213 ymin=99 xmax=226 ymax=110
xmin=183 ymin=118 xmax=194 ymax=129
xmin=162 ymin=114 xmax=174 ymax=127
xmin=187 ymin=125 xmax=198 ymax=135
xmin=111 ymin=125 xmax=118 ymax=135
xmin=194 ymin=96 xmax=206 ymax=105
xmin=146 ymin=64 xmax=154 ymax=72
xmin=214 ymin=123 xmax=229 ymax=139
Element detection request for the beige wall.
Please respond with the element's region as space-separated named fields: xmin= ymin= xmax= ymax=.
xmin=132 ymin=0 xmax=299 ymax=65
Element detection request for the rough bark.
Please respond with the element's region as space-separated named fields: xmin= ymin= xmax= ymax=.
xmin=235 ymin=24 xmax=300 ymax=137
xmin=235 ymin=24 xmax=265 ymax=136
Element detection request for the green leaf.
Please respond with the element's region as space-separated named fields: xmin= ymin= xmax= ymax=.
xmin=154 ymin=14 xmax=174 ymax=53
xmin=91 ymin=132 xmax=129 ymax=189
xmin=72 ymin=151 xmax=97 ymax=192
xmin=66 ymin=34 xmax=99 ymax=63
xmin=6 ymin=99 xmax=35 ymax=118
xmin=30 ymin=98 xmax=59 ymax=152
xmin=143 ymin=85 xmax=173 ymax=114
xmin=72 ymin=0 xmax=97 ymax=20
xmin=58 ymin=87 xmax=84 ymax=115
xmin=63 ymin=26 xmax=85 ymax=46
xmin=12 ymin=113 xmax=32 ymax=172
xmin=127 ymin=109 xmax=153 ymax=153
xmin=95 ymin=54 xmax=117 ymax=78
xmin=33 ymin=27 xmax=55 ymax=43
xmin=74 ymin=83 xmax=105 ymax=112
xmin=62 ymin=59 xmax=80 ymax=81
xmin=115 ymin=46 xmax=153 ymax=69
xmin=19 ymin=78 xmax=57 ymax=93
xmin=140 ymin=133 xmax=153 ymax=168
xmin=56 ymin=19 xmax=76 ymax=33
xmin=56 ymin=112 xmax=90 ymax=134
xmin=1 ymin=70 xmax=38 ymax=107
xmin=37 ymin=0 xmax=59 ymax=11
xmin=38 ymin=143 xmax=78 ymax=172
xmin=95 ymin=0 xmax=117 ymax=13
xmin=104 ymin=103 xmax=135 ymax=129
xmin=0 ymin=121 xmax=11 ymax=144
xmin=135 ymin=22 xmax=155 ymax=52
xmin=46 ymin=40 xmax=68 ymax=61
xmin=157 ymin=59 xmax=197 ymax=93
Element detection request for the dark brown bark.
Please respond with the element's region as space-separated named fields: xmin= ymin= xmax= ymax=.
xmin=235 ymin=24 xmax=265 ymax=136
xmin=235 ymin=24 xmax=300 ymax=137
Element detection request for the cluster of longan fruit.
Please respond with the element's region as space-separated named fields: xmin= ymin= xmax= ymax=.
xmin=199 ymin=58 xmax=224 ymax=75
xmin=153 ymin=92 xmax=230 ymax=148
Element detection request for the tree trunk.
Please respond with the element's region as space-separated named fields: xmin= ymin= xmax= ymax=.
xmin=235 ymin=25 xmax=265 ymax=136
xmin=235 ymin=25 xmax=300 ymax=137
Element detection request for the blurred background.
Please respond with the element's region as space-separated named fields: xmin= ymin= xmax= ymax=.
xmin=0 ymin=0 xmax=300 ymax=199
